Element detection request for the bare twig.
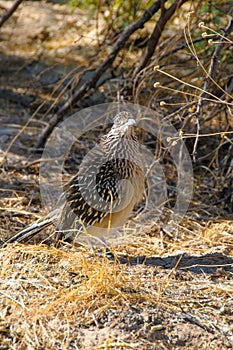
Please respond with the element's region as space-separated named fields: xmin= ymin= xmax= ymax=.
xmin=200 ymin=14 xmax=233 ymax=100
xmin=181 ymin=311 xmax=215 ymax=333
xmin=0 ymin=0 xmax=24 ymax=28
xmin=133 ymin=0 xmax=188 ymax=77
xmin=36 ymin=0 xmax=166 ymax=148
xmin=194 ymin=14 xmax=233 ymax=159
xmin=160 ymin=36 xmax=216 ymax=60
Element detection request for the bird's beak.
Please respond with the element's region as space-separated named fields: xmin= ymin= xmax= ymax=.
xmin=121 ymin=118 xmax=136 ymax=134
xmin=126 ymin=118 xmax=136 ymax=126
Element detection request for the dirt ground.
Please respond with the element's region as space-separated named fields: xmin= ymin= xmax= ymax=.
xmin=0 ymin=1 xmax=233 ymax=349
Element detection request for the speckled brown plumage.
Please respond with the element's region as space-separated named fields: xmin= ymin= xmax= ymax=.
xmin=1 ymin=111 xmax=145 ymax=245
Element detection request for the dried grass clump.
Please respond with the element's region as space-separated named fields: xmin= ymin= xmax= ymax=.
xmin=1 ymin=219 xmax=233 ymax=349
xmin=0 ymin=243 xmax=149 ymax=348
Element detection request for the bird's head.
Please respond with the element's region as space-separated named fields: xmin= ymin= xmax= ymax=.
xmin=108 ymin=111 xmax=136 ymax=139
xmin=111 ymin=111 xmax=136 ymax=138
xmin=101 ymin=111 xmax=138 ymax=161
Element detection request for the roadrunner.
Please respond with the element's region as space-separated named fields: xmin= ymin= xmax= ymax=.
xmin=2 ymin=111 xmax=145 ymax=245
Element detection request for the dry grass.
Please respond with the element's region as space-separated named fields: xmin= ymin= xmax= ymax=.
xmin=1 ymin=220 xmax=233 ymax=349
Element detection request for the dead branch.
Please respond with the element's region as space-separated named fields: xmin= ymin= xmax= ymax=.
xmin=0 ymin=0 xmax=24 ymax=28
xmin=133 ymin=0 xmax=188 ymax=77
xmin=36 ymin=0 xmax=166 ymax=148
xmin=193 ymin=13 xmax=233 ymax=159
xmin=201 ymin=14 xmax=233 ymax=99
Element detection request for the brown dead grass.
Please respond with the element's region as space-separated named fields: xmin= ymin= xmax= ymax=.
xmin=1 ymin=220 xmax=233 ymax=349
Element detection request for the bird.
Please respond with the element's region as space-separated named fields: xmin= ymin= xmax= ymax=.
xmin=1 ymin=111 xmax=145 ymax=246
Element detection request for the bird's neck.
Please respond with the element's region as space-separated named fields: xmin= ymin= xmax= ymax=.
xmin=101 ymin=133 xmax=142 ymax=178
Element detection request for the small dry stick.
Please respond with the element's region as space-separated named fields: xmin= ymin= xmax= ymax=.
xmin=194 ymin=15 xmax=233 ymax=159
xmin=0 ymin=0 xmax=24 ymax=28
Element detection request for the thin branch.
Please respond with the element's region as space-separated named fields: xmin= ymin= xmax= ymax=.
xmin=133 ymin=0 xmax=188 ymax=77
xmin=160 ymin=36 xmax=216 ymax=60
xmin=200 ymin=14 xmax=233 ymax=100
xmin=194 ymin=13 xmax=233 ymax=159
xmin=36 ymin=0 xmax=165 ymax=148
xmin=0 ymin=0 xmax=24 ymax=28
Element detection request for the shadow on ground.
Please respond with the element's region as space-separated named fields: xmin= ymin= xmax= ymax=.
xmin=120 ymin=252 xmax=233 ymax=274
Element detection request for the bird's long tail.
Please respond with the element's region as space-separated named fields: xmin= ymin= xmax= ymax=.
xmin=1 ymin=209 xmax=59 ymax=246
